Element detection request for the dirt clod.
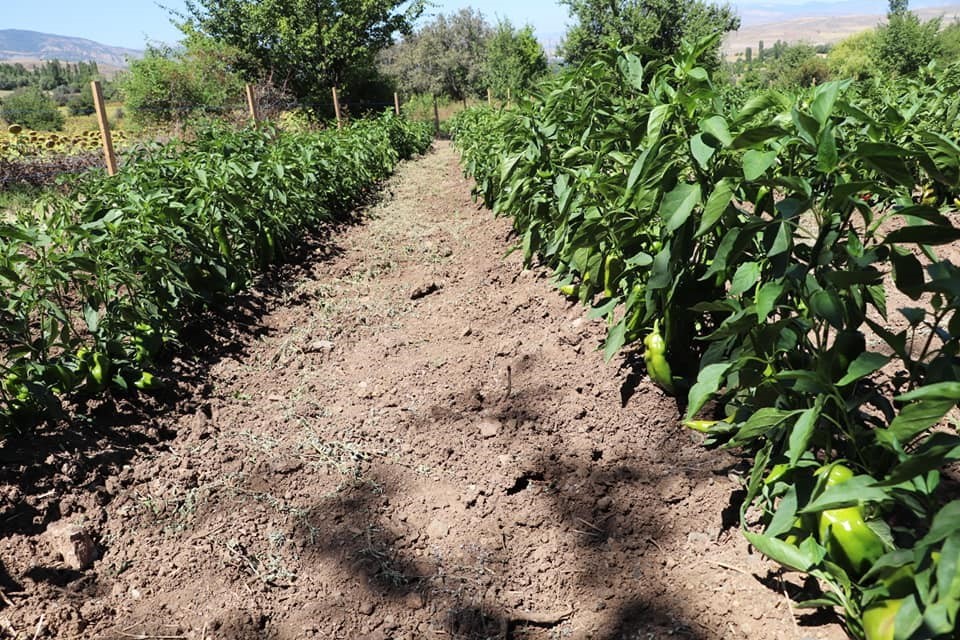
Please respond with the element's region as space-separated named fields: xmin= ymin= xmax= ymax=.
xmin=410 ymin=282 xmax=441 ymax=299
xmin=478 ymin=418 xmax=502 ymax=439
xmin=45 ymin=521 xmax=97 ymax=570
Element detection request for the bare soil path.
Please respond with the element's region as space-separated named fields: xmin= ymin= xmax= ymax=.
xmin=0 ymin=142 xmax=847 ymax=639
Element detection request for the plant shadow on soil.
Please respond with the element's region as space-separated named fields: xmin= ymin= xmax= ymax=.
xmin=285 ymin=465 xmax=717 ymax=639
xmin=257 ymin=373 xmax=754 ymax=640
xmin=0 ymin=208 xmax=369 ymax=541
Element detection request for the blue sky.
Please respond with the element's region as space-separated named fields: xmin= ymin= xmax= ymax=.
xmin=2 ymin=1 xmax=956 ymax=49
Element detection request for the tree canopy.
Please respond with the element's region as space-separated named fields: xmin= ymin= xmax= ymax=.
xmin=559 ymin=0 xmax=740 ymax=65
xmin=180 ymin=0 xmax=424 ymax=109
xmin=486 ymin=21 xmax=548 ymax=99
xmin=119 ymin=33 xmax=245 ymax=126
xmin=380 ymin=8 xmax=492 ymax=101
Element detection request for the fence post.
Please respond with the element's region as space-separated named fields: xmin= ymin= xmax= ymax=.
xmin=90 ymin=80 xmax=118 ymax=176
xmin=487 ymin=88 xmax=493 ymax=107
xmin=394 ymin=92 xmax=401 ymax=116
xmin=245 ymin=84 xmax=260 ymax=123
xmin=332 ymin=87 xmax=343 ymax=129
xmin=433 ymin=94 xmax=440 ymax=135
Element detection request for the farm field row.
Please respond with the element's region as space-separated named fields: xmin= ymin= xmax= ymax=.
xmin=451 ymin=36 xmax=960 ymax=640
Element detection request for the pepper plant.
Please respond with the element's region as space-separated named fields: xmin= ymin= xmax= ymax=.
xmin=451 ymin=37 xmax=960 ymax=639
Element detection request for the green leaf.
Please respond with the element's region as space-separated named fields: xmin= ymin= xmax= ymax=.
xmin=755 ymin=281 xmax=784 ymax=319
xmin=886 ymin=399 xmax=957 ymax=444
xmin=659 ymin=182 xmax=701 ymax=233
xmin=695 ymin=178 xmax=735 ymax=238
xmin=816 ymin=124 xmax=838 ymax=173
xmin=811 ymin=80 xmax=845 ymax=125
xmin=837 ymin=352 xmax=891 ymax=386
xmin=743 ymin=531 xmax=813 ymax=572
xmin=618 ymin=52 xmax=644 ymax=90
xmin=881 ymin=434 xmax=960 ymax=485
xmin=885 ymin=225 xmax=960 ymax=246
xmin=685 ymin=363 xmax=731 ymax=420
xmin=788 ymin=399 xmax=823 ymax=466
xmin=700 ymin=115 xmax=732 ymax=147
xmin=809 ymin=289 xmax=844 ymax=329
xmin=729 ymin=261 xmax=761 ymax=297
xmin=857 ymin=143 xmax=915 ymax=187
xmin=645 ymin=104 xmax=670 ymax=147
xmin=801 ymin=476 xmax=888 ymax=512
xmin=743 ymin=150 xmax=778 ymax=181
xmin=690 ymin=134 xmax=715 ymax=169
xmin=732 ymin=126 xmax=788 ymax=149
xmin=603 ymin=319 xmax=627 ymax=362
xmin=731 ymin=408 xmax=799 ymax=445
xmin=897 ymin=382 xmax=960 ymax=402
xmin=919 ymin=501 xmax=960 ymax=547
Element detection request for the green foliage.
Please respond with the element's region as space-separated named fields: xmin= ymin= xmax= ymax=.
xmin=119 ymin=36 xmax=245 ymax=126
xmin=181 ymin=0 xmax=424 ymax=115
xmin=485 ymin=21 xmax=548 ymax=99
xmin=828 ymin=30 xmax=878 ymax=80
xmin=380 ymin=8 xmax=492 ymax=101
xmin=452 ymin=38 xmax=960 ymax=640
xmin=938 ymin=21 xmax=960 ymax=62
xmin=874 ymin=12 xmax=942 ymax=76
xmin=0 ymin=87 xmax=65 ymax=131
xmin=67 ymin=82 xmax=96 ymax=116
xmin=558 ymin=0 xmax=739 ymax=66
xmin=889 ymin=0 xmax=909 ymax=16
xmin=0 ymin=112 xmax=432 ymax=431
xmin=729 ymin=41 xmax=831 ymax=90
xmin=0 ymin=60 xmax=99 ymax=92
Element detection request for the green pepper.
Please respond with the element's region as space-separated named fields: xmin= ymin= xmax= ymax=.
xmin=643 ymin=320 xmax=674 ymax=394
xmin=683 ymin=419 xmax=715 ymax=433
xmin=88 ymin=352 xmax=111 ymax=389
xmin=862 ymin=598 xmax=905 ymax=640
xmin=134 ymin=371 xmax=162 ymax=391
xmin=558 ymin=284 xmax=579 ymax=297
xmin=602 ymin=254 xmax=623 ymax=298
xmin=815 ymin=464 xmax=886 ymax=578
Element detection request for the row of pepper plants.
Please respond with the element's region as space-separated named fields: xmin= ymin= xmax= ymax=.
xmin=0 ymin=111 xmax=433 ymax=431
xmin=450 ymin=35 xmax=960 ymax=640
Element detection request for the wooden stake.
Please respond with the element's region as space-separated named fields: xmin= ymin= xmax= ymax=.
xmin=507 ymin=88 xmax=512 ymax=104
xmin=245 ymin=84 xmax=260 ymax=122
xmin=91 ymin=80 xmax=117 ymax=176
xmin=394 ymin=92 xmax=401 ymax=116
xmin=332 ymin=87 xmax=343 ymax=129
xmin=433 ymin=94 xmax=440 ymax=135
xmin=487 ymin=88 xmax=493 ymax=107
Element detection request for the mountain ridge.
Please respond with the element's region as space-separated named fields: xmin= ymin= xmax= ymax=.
xmin=0 ymin=29 xmax=142 ymax=69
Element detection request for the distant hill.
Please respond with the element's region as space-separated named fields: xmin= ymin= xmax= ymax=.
xmin=723 ymin=4 xmax=960 ymax=57
xmin=0 ymin=29 xmax=142 ymax=69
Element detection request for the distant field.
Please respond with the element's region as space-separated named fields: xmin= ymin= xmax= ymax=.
xmin=723 ymin=3 xmax=960 ymax=55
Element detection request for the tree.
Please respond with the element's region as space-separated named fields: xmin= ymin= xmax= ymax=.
xmin=119 ymin=34 xmax=245 ymax=127
xmin=380 ymin=8 xmax=492 ymax=101
xmin=67 ymin=82 xmax=96 ymax=116
xmin=939 ymin=21 xmax=960 ymax=62
xmin=874 ymin=11 xmax=941 ymax=75
xmin=485 ymin=21 xmax=548 ymax=99
xmin=558 ymin=0 xmax=740 ymax=65
xmin=889 ymin=0 xmax=908 ymax=16
xmin=0 ymin=87 xmax=64 ymax=131
xmin=828 ymin=30 xmax=878 ymax=80
xmin=181 ymin=0 xmax=424 ymax=112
